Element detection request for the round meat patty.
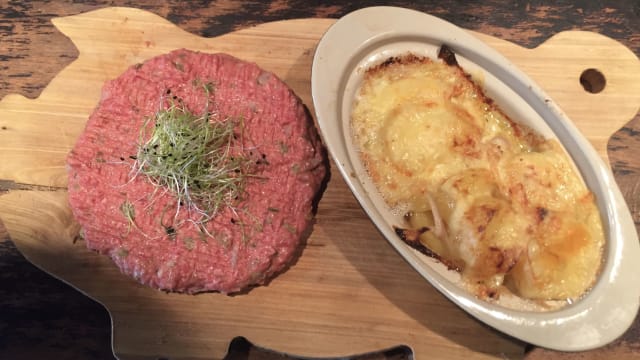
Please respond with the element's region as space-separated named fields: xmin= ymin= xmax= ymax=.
xmin=67 ymin=49 xmax=327 ymax=294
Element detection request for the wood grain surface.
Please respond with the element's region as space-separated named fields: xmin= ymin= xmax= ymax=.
xmin=1 ymin=1 xmax=639 ymax=360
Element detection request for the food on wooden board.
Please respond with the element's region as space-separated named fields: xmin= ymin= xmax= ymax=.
xmin=351 ymin=46 xmax=604 ymax=302
xmin=67 ymin=49 xmax=327 ymax=294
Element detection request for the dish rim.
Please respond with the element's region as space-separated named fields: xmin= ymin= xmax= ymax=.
xmin=311 ymin=5 xmax=640 ymax=351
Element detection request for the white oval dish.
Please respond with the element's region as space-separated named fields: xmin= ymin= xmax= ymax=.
xmin=311 ymin=6 xmax=640 ymax=351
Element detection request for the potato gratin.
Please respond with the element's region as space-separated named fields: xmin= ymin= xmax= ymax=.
xmin=351 ymin=48 xmax=604 ymax=301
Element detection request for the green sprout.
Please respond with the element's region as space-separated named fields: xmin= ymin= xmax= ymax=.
xmin=132 ymin=83 xmax=251 ymax=224
xmin=120 ymin=199 xmax=137 ymax=234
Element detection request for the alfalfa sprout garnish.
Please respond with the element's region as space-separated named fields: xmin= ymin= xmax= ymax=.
xmin=131 ymin=82 xmax=251 ymax=223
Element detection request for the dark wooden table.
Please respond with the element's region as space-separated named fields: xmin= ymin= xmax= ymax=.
xmin=1 ymin=1 xmax=639 ymax=359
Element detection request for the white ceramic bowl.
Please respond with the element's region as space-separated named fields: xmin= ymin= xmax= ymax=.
xmin=311 ymin=6 xmax=640 ymax=351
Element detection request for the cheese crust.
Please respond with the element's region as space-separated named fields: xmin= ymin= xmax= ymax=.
xmin=351 ymin=52 xmax=604 ymax=301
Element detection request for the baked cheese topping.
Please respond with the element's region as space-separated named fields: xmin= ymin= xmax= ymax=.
xmin=351 ymin=53 xmax=604 ymax=301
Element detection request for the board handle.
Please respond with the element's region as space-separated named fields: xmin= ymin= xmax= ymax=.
xmin=223 ymin=337 xmax=413 ymax=360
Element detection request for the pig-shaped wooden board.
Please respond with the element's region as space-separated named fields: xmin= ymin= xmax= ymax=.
xmin=1 ymin=7 xmax=639 ymax=359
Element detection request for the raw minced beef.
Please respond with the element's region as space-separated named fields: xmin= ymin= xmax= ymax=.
xmin=67 ymin=49 xmax=327 ymax=294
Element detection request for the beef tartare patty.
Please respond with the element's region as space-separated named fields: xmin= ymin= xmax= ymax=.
xmin=67 ymin=49 xmax=327 ymax=294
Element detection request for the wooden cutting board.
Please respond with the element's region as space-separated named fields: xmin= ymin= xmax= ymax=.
xmin=1 ymin=7 xmax=639 ymax=360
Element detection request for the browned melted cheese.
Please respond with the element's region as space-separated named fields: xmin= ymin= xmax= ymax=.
xmin=351 ymin=53 xmax=604 ymax=301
